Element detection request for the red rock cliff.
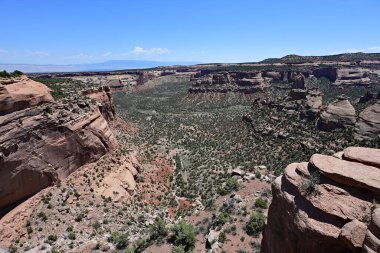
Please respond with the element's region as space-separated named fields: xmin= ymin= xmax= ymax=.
xmin=261 ymin=147 xmax=380 ymax=253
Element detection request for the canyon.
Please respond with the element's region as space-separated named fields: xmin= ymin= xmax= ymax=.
xmin=0 ymin=53 xmax=380 ymax=252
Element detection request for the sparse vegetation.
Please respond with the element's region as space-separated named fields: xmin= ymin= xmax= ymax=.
xmin=110 ymin=231 xmax=129 ymax=249
xmin=299 ymin=172 xmax=320 ymax=196
xmin=0 ymin=70 xmax=23 ymax=78
xmin=245 ymin=213 xmax=265 ymax=237
xmin=254 ymin=198 xmax=268 ymax=209
xmin=170 ymin=221 xmax=196 ymax=252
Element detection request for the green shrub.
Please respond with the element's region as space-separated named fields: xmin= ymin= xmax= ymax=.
xmin=217 ymin=178 xmax=239 ymax=195
xmin=8 ymin=244 xmax=17 ymax=253
xmin=254 ymin=198 xmax=268 ymax=209
xmin=149 ymin=218 xmax=168 ymax=241
xmin=38 ymin=212 xmax=48 ymax=222
xmin=299 ymin=172 xmax=320 ymax=196
xmin=47 ymin=235 xmax=58 ymax=245
xmin=0 ymin=70 xmax=23 ymax=78
xmin=68 ymin=232 xmax=76 ymax=240
xmin=134 ymin=238 xmax=149 ymax=253
xmin=213 ymin=212 xmax=230 ymax=227
xmin=92 ymin=220 xmax=101 ymax=230
xmin=170 ymin=221 xmax=195 ymax=251
xmin=245 ymin=213 xmax=265 ymax=237
xmin=172 ymin=245 xmax=185 ymax=253
xmin=110 ymin=231 xmax=129 ymax=249
xmin=218 ymin=231 xmax=227 ymax=243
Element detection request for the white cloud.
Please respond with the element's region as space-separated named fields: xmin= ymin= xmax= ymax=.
xmin=333 ymin=45 xmax=380 ymax=54
xmin=0 ymin=49 xmax=9 ymax=54
xmin=129 ymin=46 xmax=171 ymax=56
xmin=28 ymin=50 xmax=50 ymax=57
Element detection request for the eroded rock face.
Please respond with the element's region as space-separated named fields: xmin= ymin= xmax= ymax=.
xmin=261 ymin=147 xmax=380 ymax=253
xmin=0 ymin=75 xmax=53 ymax=115
xmin=0 ymin=77 xmax=117 ymax=211
xmin=0 ymin=104 xmax=116 ymax=210
xmin=317 ymin=98 xmax=356 ymax=131
xmin=82 ymin=86 xmax=116 ymax=121
xmin=292 ymin=74 xmax=305 ymax=89
xmin=300 ymin=89 xmax=323 ymax=120
xmin=336 ymin=69 xmax=370 ymax=85
xmin=313 ymin=67 xmax=337 ymax=82
xmin=355 ymin=101 xmax=380 ymax=140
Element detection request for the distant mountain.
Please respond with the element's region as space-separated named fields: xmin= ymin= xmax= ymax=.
xmin=259 ymin=52 xmax=380 ymax=64
xmin=0 ymin=60 xmax=201 ymax=73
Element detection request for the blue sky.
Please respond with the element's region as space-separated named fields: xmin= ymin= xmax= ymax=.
xmin=1 ymin=0 xmax=379 ymax=64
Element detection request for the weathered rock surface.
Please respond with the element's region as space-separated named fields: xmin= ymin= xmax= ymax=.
xmin=313 ymin=67 xmax=338 ymax=82
xmin=362 ymin=208 xmax=380 ymax=253
xmin=300 ymin=89 xmax=323 ymax=120
xmin=95 ymin=155 xmax=140 ymax=201
xmin=0 ymin=104 xmax=116 ymax=210
xmin=318 ymin=98 xmax=356 ymax=131
xmin=336 ymin=68 xmax=370 ymax=85
xmin=261 ymin=147 xmax=380 ymax=253
xmin=82 ymin=86 xmax=115 ymax=121
xmin=0 ymin=77 xmax=117 ymax=210
xmin=355 ymin=101 xmax=380 ymax=140
xmin=312 ymin=67 xmax=370 ymax=85
xmin=339 ymin=219 xmax=367 ymax=252
xmin=292 ymin=74 xmax=305 ymax=89
xmin=343 ymin=147 xmax=380 ymax=168
xmin=0 ymin=75 xmax=53 ymax=115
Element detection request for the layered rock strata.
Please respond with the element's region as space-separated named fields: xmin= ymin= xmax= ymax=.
xmin=0 ymin=78 xmax=116 ymax=210
xmin=261 ymin=147 xmax=380 ymax=253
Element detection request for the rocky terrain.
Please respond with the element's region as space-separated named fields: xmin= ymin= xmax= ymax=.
xmin=261 ymin=146 xmax=380 ymax=253
xmin=1 ymin=53 xmax=380 ymax=253
xmin=0 ymin=74 xmax=118 ymax=246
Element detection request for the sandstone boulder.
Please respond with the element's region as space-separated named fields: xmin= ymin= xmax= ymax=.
xmin=339 ymin=220 xmax=367 ymax=252
xmin=354 ymin=101 xmax=380 ymax=140
xmin=310 ymin=154 xmax=380 ymax=194
xmin=0 ymin=76 xmax=53 ymax=115
xmin=343 ymin=147 xmax=380 ymax=168
xmin=261 ymin=147 xmax=380 ymax=253
xmin=292 ymin=74 xmax=305 ymax=89
xmin=362 ymin=208 xmax=380 ymax=253
xmin=318 ymin=98 xmax=356 ymax=131
xmin=300 ymin=89 xmax=323 ymax=120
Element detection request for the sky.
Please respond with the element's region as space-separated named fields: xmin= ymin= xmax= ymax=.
xmin=1 ymin=0 xmax=380 ymax=64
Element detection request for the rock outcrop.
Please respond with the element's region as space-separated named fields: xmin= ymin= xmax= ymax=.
xmin=312 ymin=67 xmax=370 ymax=85
xmin=261 ymin=147 xmax=380 ymax=253
xmin=0 ymin=75 xmax=53 ymax=115
xmin=317 ymin=98 xmax=356 ymax=131
xmin=336 ymin=69 xmax=370 ymax=85
xmin=82 ymin=86 xmax=116 ymax=121
xmin=313 ymin=67 xmax=338 ymax=82
xmin=0 ymin=77 xmax=117 ymax=210
xmin=300 ymin=89 xmax=323 ymax=120
xmin=355 ymin=101 xmax=380 ymax=140
xmin=292 ymin=74 xmax=305 ymax=89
